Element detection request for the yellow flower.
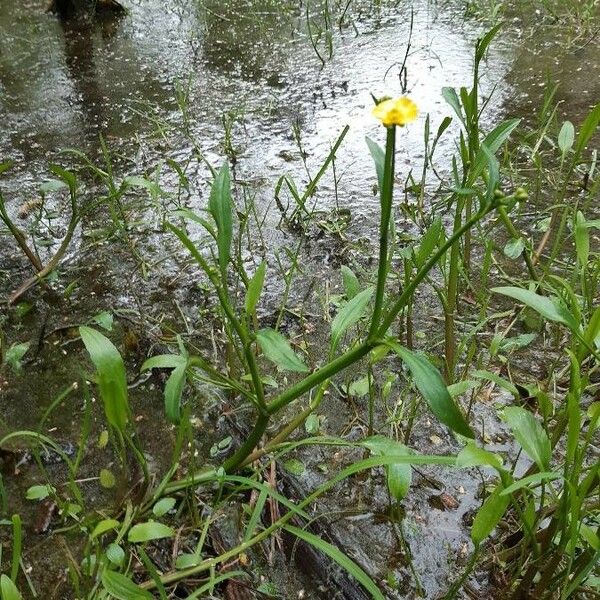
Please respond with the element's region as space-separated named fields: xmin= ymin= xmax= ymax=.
xmin=372 ymin=96 xmax=418 ymax=127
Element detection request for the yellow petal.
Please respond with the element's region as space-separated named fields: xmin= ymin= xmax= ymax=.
xmin=372 ymin=96 xmax=418 ymax=127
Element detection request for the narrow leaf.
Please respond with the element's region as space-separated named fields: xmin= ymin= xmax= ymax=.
xmin=387 ymin=341 xmax=474 ymax=438
xmin=558 ymin=121 xmax=575 ymax=155
xmin=256 ymin=328 xmax=309 ymax=373
xmin=208 ymin=162 xmax=233 ymax=277
xmin=284 ymin=525 xmax=385 ymax=600
xmin=503 ymin=406 xmax=551 ymax=471
xmin=574 ymin=102 xmax=600 ymax=156
xmin=363 ymin=436 xmax=412 ymax=501
xmin=142 ymin=354 xmax=187 ymax=371
xmin=101 ymin=570 xmax=153 ymax=600
xmin=0 ymin=575 xmax=21 ymax=600
xmin=245 ymin=261 xmax=266 ymax=315
xmin=330 ymin=287 xmax=373 ymax=353
xmin=340 ymin=265 xmax=360 ymax=300
xmin=500 ymin=472 xmax=562 ymax=496
xmin=491 ymin=287 xmax=578 ymax=331
xmin=79 ymin=326 xmax=129 ymax=432
xmin=365 ymin=137 xmax=385 ymax=191
xmin=164 ymin=364 xmax=187 ymax=424
xmin=471 ymin=485 xmax=510 ymax=545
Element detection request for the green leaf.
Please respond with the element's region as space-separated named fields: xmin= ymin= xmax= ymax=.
xmin=574 ymin=211 xmax=590 ymax=268
xmin=0 ymin=575 xmax=22 ymax=600
xmin=500 ymin=472 xmax=561 ymax=496
xmin=0 ymin=161 xmax=14 ymax=177
xmin=39 ymin=179 xmax=68 ymax=194
xmin=106 ymin=543 xmax=125 ymax=566
xmin=415 ymin=217 xmax=442 ymax=267
xmin=5 ymin=342 xmax=30 ymax=373
xmin=442 ymin=87 xmax=465 ymax=126
xmin=386 ymin=341 xmax=474 ymax=438
xmin=153 ymin=497 xmax=176 ymax=517
xmin=471 ymin=369 xmax=520 ymax=399
xmin=491 ymin=286 xmax=578 ymax=332
xmin=49 ymin=164 xmax=77 ymax=195
xmin=141 ymin=354 xmax=187 ymax=371
xmin=365 ymin=137 xmax=385 ymax=190
xmin=208 ymin=162 xmax=233 ymax=278
xmin=363 ymin=436 xmax=412 ymax=501
xmin=583 ymin=307 xmax=600 ymax=353
xmin=175 ymin=553 xmax=201 ymax=569
xmin=471 ymin=485 xmax=510 ymax=546
xmin=101 ymin=570 xmax=153 ymax=600
xmin=91 ymin=518 xmax=120 ymax=539
xmin=92 ymin=311 xmax=114 ymax=331
xmin=330 ymin=287 xmax=373 ymax=353
xmin=475 ymin=23 xmax=502 ymax=64
xmin=99 ymin=468 xmax=116 ymax=489
xmin=173 ymin=208 xmax=217 ymax=240
xmin=245 ymin=261 xmax=266 ymax=315
xmin=164 ymin=364 xmax=187 ymax=424
xmin=347 ymin=376 xmax=370 ymax=397
xmin=503 ymin=237 xmax=525 ymax=259
xmin=502 ymin=407 xmax=551 ymax=471
xmin=471 ymin=119 xmax=520 ymax=182
xmin=256 ymin=328 xmax=309 ymax=373
xmin=574 ymin=102 xmax=600 ymax=156
xmin=340 ymin=265 xmax=360 ymax=300
xmin=25 ymin=484 xmax=54 ymax=501
xmin=283 ymin=458 xmax=305 ymax=475
xmin=558 ymin=121 xmax=575 ymax=155
xmin=284 ymin=525 xmax=385 ymax=600
xmin=128 ymin=521 xmax=175 ymax=543
xmin=122 ymin=175 xmax=162 ymax=198
xmin=456 ymin=444 xmax=503 ymax=470
xmin=79 ymin=326 xmax=129 ymax=432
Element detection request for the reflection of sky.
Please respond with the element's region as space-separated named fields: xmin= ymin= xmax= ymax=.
xmin=0 ymin=0 xmax=512 ymax=229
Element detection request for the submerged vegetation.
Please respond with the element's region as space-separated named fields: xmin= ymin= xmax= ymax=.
xmin=0 ymin=0 xmax=599 ymax=598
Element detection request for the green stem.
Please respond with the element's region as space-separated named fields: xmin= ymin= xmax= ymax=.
xmin=369 ymin=126 xmax=396 ymax=337
xmin=222 ymin=413 xmax=270 ymax=473
xmin=0 ymin=193 xmax=43 ymax=272
xmin=443 ymin=195 xmax=465 ymax=383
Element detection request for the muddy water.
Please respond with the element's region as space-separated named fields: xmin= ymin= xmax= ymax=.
xmin=0 ymin=0 xmax=598 ymax=597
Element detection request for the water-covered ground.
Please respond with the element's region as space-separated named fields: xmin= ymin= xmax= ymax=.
xmin=0 ymin=0 xmax=598 ymax=597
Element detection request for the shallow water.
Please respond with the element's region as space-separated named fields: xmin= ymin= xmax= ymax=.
xmin=0 ymin=0 xmax=598 ymax=597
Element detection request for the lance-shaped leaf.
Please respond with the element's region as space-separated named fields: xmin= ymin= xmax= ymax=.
xmin=502 ymin=406 xmax=551 ymax=471
xmin=471 ymin=484 xmax=511 ymax=546
xmin=362 ymin=435 xmax=412 ymax=501
xmin=365 ymin=137 xmax=385 ymax=191
xmin=256 ymin=328 xmax=309 ymax=373
xmin=101 ymin=570 xmax=153 ymax=600
xmin=492 ymin=286 xmax=578 ymax=332
xmin=245 ymin=261 xmax=266 ymax=315
xmin=284 ymin=525 xmax=385 ymax=600
xmin=330 ymin=287 xmax=373 ymax=353
xmin=80 ymin=326 xmax=129 ymax=433
xmin=387 ymin=341 xmax=474 ymax=438
xmin=208 ymin=162 xmax=233 ymax=277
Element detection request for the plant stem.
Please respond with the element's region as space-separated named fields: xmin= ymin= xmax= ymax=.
xmin=0 ymin=193 xmax=43 ymax=272
xmin=369 ymin=126 xmax=396 ymax=337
